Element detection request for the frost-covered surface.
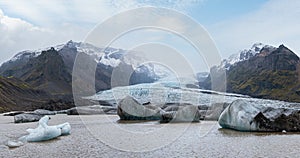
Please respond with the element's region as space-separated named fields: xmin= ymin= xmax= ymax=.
xmin=6 ymin=116 xmax=71 ymax=148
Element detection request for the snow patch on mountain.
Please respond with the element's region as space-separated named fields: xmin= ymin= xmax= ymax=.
xmin=219 ymin=43 xmax=275 ymax=70
xmin=4 ymin=40 xmax=174 ymax=79
xmin=9 ymin=44 xmax=65 ymax=62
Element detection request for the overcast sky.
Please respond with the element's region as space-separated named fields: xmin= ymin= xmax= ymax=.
xmin=0 ymin=0 xmax=300 ymax=72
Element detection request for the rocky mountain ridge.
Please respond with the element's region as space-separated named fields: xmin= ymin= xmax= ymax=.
xmin=202 ymin=43 xmax=300 ymax=102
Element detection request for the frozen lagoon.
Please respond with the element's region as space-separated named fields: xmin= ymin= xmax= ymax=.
xmin=1 ymin=114 xmax=300 ymax=157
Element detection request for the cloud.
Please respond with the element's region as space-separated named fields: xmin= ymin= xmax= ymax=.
xmin=0 ymin=0 xmax=203 ymax=28
xmin=210 ymin=0 xmax=300 ymax=58
xmin=0 ymin=8 xmax=87 ymax=64
xmin=0 ymin=0 xmax=206 ymax=64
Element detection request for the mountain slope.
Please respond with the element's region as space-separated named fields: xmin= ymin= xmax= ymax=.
xmin=0 ymin=41 xmax=159 ymax=95
xmin=203 ymin=44 xmax=300 ymax=102
xmin=218 ymin=43 xmax=276 ymax=70
xmin=227 ymin=45 xmax=300 ymax=102
xmin=0 ymin=77 xmax=49 ymax=113
xmin=1 ymin=48 xmax=72 ymax=94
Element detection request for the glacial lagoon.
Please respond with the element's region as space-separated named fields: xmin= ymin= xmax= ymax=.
xmin=1 ymin=115 xmax=300 ymax=157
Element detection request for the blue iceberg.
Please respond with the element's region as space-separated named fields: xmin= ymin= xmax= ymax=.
xmin=24 ymin=116 xmax=71 ymax=142
xmin=7 ymin=116 xmax=71 ymax=148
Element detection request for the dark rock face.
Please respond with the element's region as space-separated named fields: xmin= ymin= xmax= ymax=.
xmin=219 ymin=99 xmax=300 ymax=132
xmin=14 ymin=113 xmax=43 ymax=123
xmin=117 ymin=96 xmax=162 ymax=120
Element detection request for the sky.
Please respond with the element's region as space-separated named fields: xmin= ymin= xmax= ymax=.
xmin=0 ymin=0 xmax=300 ymax=72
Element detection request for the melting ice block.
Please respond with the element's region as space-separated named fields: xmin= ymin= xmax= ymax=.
xmin=6 ymin=115 xmax=71 ymax=148
xmin=218 ymin=99 xmax=300 ymax=132
xmin=25 ymin=116 xmax=71 ymax=142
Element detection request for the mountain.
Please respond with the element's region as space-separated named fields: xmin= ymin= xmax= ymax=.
xmin=196 ymin=72 xmax=209 ymax=82
xmin=200 ymin=43 xmax=274 ymax=91
xmin=202 ymin=43 xmax=300 ymax=102
xmin=0 ymin=41 xmax=162 ymax=95
xmin=0 ymin=76 xmax=75 ymax=113
xmin=219 ymin=43 xmax=276 ymax=70
xmin=1 ymin=48 xmax=72 ymax=94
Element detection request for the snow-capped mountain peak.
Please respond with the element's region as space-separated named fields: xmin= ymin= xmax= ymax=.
xmin=219 ymin=43 xmax=275 ymax=70
xmin=2 ymin=40 xmax=173 ymax=80
xmin=9 ymin=44 xmax=65 ymax=63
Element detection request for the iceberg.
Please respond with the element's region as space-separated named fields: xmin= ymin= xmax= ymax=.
xmin=24 ymin=116 xmax=71 ymax=142
xmin=218 ymin=99 xmax=300 ymax=132
xmin=218 ymin=100 xmax=261 ymax=131
xmin=6 ymin=116 xmax=71 ymax=148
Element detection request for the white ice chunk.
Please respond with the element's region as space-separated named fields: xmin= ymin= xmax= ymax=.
xmin=218 ymin=99 xmax=262 ymax=131
xmin=6 ymin=116 xmax=71 ymax=148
